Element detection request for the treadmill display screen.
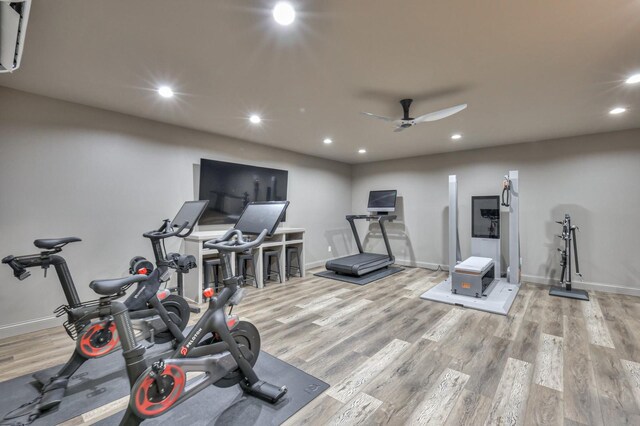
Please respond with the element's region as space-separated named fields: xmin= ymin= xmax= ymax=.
xmin=472 ymin=196 xmax=500 ymax=239
xmin=367 ymin=190 xmax=397 ymax=212
xmin=234 ymin=201 xmax=289 ymax=236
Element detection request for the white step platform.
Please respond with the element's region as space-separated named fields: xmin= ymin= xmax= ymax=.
xmin=420 ymin=277 xmax=520 ymax=316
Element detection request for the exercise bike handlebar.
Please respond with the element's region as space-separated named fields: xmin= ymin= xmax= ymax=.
xmin=2 ymin=255 xmax=31 ymax=280
xmin=203 ymin=229 xmax=268 ymax=253
xmin=142 ymin=221 xmax=190 ymax=240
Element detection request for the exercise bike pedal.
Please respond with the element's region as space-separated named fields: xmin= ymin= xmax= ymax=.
xmin=241 ymin=380 xmax=288 ymax=403
xmin=39 ymin=379 xmax=68 ymax=411
xmin=32 ymin=371 xmax=54 ymax=387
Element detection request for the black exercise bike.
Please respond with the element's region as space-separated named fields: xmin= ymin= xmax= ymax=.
xmin=1 ymin=201 xmax=209 ymax=424
xmin=92 ymin=201 xmax=289 ymax=424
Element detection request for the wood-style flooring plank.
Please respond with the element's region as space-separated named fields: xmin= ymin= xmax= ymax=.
xmin=562 ymin=314 xmax=603 ymax=426
xmin=484 ymin=357 xmax=534 ymax=426
xmin=494 ymin=288 xmax=533 ymax=340
xmin=326 ymin=392 xmax=382 ymax=425
xmin=590 ymin=345 xmax=640 ymax=424
xmin=443 ymin=389 xmax=492 ymax=426
xmin=421 ymin=308 xmax=466 ymax=342
xmin=582 ymin=297 xmax=615 ymax=348
xmin=407 ymin=368 xmax=469 ymax=425
xmin=326 ymin=338 xmax=410 ymax=403
xmin=534 ymin=333 xmax=564 ymax=392
xmin=524 ymin=384 xmax=563 ymax=426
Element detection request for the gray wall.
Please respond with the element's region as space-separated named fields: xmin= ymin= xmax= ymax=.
xmin=2 ymin=85 xmax=639 ymax=338
xmin=351 ymin=129 xmax=640 ymax=295
xmin=0 ymin=87 xmax=352 ymax=338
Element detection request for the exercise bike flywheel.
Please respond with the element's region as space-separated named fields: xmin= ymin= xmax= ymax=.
xmin=214 ymin=320 xmax=261 ymax=388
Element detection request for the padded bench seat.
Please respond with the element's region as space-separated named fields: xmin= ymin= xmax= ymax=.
xmin=454 ymin=256 xmax=494 ymax=275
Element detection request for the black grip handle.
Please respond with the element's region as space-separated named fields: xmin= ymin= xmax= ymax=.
xmin=204 ymin=229 xmax=267 ymax=253
xmin=143 ymin=221 xmax=189 ymax=239
xmin=2 ymin=256 xmax=31 ymax=280
xmin=572 ymin=228 xmax=580 ymax=275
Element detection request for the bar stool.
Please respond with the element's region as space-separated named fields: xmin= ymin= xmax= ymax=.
xmin=286 ymin=246 xmax=302 ymax=279
xmin=237 ymin=252 xmax=258 ymax=287
xmin=263 ymin=250 xmax=282 ymax=284
xmin=203 ymin=258 xmax=222 ymax=297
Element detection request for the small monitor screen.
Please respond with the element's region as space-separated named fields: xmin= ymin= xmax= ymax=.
xmin=367 ymin=190 xmax=397 ymax=212
xmin=234 ymin=201 xmax=290 ymax=236
xmin=472 ymin=196 xmax=500 ymax=239
xmin=171 ymin=200 xmax=209 ymax=230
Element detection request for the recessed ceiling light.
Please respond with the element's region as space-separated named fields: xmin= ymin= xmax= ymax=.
xmin=609 ymin=107 xmax=627 ymax=115
xmin=323 ymin=138 xmax=332 ymax=144
xmin=358 ymin=148 xmax=367 ymax=154
xmin=157 ymin=86 xmax=174 ymax=98
xmin=625 ymin=73 xmax=640 ymax=85
xmin=451 ymin=133 xmax=462 ymax=140
xmin=249 ymin=114 xmax=262 ymax=124
xmin=273 ymin=2 xmax=295 ymax=26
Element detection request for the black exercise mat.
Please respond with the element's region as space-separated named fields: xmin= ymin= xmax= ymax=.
xmin=0 ymin=348 xmax=327 ymax=426
xmin=315 ymin=266 xmax=404 ymax=285
xmin=0 ymin=341 xmax=174 ymax=425
xmin=97 ymin=352 xmax=329 ymax=426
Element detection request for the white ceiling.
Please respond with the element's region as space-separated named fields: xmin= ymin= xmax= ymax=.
xmin=1 ymin=0 xmax=639 ymax=164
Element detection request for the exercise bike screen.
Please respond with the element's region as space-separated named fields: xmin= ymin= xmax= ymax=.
xmin=234 ymin=201 xmax=290 ymax=236
xmin=472 ymin=196 xmax=500 ymax=239
xmin=171 ymin=200 xmax=209 ymax=230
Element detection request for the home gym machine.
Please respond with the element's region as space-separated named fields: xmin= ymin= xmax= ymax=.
xmin=0 ymin=201 xmax=208 ymax=425
xmin=87 ymin=201 xmax=289 ymax=424
xmin=548 ymin=214 xmax=588 ymax=300
xmin=325 ymin=190 xmax=397 ymax=277
xmin=421 ymin=171 xmax=521 ymax=315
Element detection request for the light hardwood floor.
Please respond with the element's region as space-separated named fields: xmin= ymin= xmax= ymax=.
xmin=2 ymin=266 xmax=640 ymax=425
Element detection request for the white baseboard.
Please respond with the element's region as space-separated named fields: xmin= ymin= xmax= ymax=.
xmin=0 ymin=315 xmax=63 ymax=340
xmin=305 ymin=259 xmax=328 ymax=270
xmin=395 ymin=259 xmax=445 ymax=271
xmin=389 ymin=257 xmax=640 ymax=297
xmin=521 ymin=274 xmax=640 ymax=297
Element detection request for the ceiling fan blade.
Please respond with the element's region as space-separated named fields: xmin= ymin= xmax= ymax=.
xmin=414 ymin=104 xmax=467 ymax=123
xmin=361 ymin=112 xmax=395 ymax=122
xmin=393 ymin=126 xmax=407 ymax=133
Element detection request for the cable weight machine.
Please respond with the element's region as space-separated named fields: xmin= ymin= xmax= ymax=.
xmin=549 ymin=213 xmax=589 ymax=301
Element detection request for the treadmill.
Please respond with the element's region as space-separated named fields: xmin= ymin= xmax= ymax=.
xmin=325 ymin=190 xmax=397 ymax=277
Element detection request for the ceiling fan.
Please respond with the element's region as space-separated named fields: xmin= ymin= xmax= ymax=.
xmin=361 ymin=99 xmax=467 ymax=132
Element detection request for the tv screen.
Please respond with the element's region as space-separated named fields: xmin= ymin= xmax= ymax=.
xmin=367 ymin=190 xmax=397 ymax=212
xmin=472 ymin=196 xmax=500 ymax=239
xmin=198 ymin=159 xmax=288 ymax=226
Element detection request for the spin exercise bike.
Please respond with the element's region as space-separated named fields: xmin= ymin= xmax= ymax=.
xmin=91 ymin=201 xmax=289 ymax=424
xmin=1 ymin=201 xmax=208 ymax=424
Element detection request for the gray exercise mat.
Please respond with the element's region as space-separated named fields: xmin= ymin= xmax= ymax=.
xmin=97 ymin=352 xmax=329 ymax=426
xmin=0 ymin=341 xmax=174 ymax=425
xmin=0 ymin=348 xmax=327 ymax=426
xmin=315 ymin=266 xmax=403 ymax=285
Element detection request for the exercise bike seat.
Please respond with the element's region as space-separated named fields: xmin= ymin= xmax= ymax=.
xmin=34 ymin=237 xmax=82 ymax=250
xmin=90 ymin=274 xmax=148 ymax=296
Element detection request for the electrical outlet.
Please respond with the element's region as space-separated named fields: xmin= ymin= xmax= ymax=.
xmin=328 ymin=246 xmax=332 ymax=253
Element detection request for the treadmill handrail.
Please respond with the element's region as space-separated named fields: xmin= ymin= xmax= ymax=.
xmin=345 ymin=214 xmax=396 ymax=259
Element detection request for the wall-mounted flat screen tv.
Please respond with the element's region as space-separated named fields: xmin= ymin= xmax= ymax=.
xmin=198 ymin=159 xmax=288 ymax=226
